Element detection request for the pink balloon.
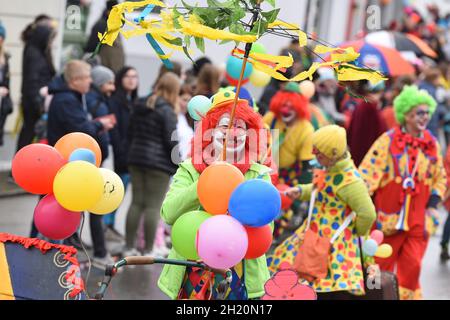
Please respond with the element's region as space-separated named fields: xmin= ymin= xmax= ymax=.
xmin=370 ymin=230 xmax=384 ymax=245
xmin=196 ymin=215 xmax=248 ymax=269
xmin=34 ymin=194 xmax=81 ymax=240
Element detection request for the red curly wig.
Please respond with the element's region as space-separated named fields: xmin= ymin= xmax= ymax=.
xmin=190 ymin=99 xmax=266 ymax=174
xmin=269 ymin=91 xmax=311 ymax=120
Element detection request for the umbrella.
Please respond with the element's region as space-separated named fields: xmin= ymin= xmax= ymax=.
xmin=325 ymin=41 xmax=415 ymax=77
xmin=0 ymin=233 xmax=87 ymax=300
xmin=365 ymin=31 xmax=437 ymax=58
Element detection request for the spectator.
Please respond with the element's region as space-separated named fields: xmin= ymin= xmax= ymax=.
xmin=194 ymin=64 xmax=220 ymax=98
xmin=16 ymin=21 xmax=56 ymax=152
xmin=0 ymin=20 xmax=13 ymax=146
xmin=315 ymin=68 xmax=347 ymax=126
xmin=104 ymin=66 xmax=139 ymax=238
xmin=124 ymin=72 xmax=180 ymax=257
xmin=85 ymin=0 xmax=124 ymax=73
xmin=347 ymin=82 xmax=387 ymax=167
xmin=47 ymin=60 xmax=115 ymax=268
xmin=177 ymin=84 xmax=194 ymax=160
xmin=419 ymin=68 xmax=446 ymax=138
xmin=86 ymin=65 xmax=116 ymax=162
xmin=152 ymin=61 xmax=182 ymax=91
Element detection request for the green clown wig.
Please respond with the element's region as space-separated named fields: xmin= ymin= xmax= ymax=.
xmin=393 ymin=85 xmax=437 ymax=125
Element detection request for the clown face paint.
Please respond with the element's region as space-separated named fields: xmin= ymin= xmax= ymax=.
xmin=405 ymin=104 xmax=430 ymax=136
xmin=280 ymin=100 xmax=297 ymax=125
xmin=213 ymin=114 xmax=247 ymax=157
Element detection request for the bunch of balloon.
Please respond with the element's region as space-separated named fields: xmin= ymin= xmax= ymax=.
xmin=362 ymin=230 xmax=393 ymax=259
xmin=225 ymin=43 xmax=271 ymax=89
xmin=11 ymin=132 xmax=125 ymax=240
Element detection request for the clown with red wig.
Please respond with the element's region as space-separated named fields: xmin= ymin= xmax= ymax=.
xmin=263 ymin=82 xmax=315 ymax=187
xmin=157 ymin=91 xmax=273 ymax=300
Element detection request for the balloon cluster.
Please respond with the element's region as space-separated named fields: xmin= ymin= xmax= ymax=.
xmin=362 ymin=230 xmax=393 ymax=259
xmin=225 ymin=43 xmax=271 ymax=88
xmin=11 ymin=133 xmax=125 ymax=240
xmin=171 ymin=162 xmax=281 ymax=269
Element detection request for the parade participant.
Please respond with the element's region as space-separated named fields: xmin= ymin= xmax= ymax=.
xmin=359 ymin=85 xmax=446 ymax=300
xmin=263 ymin=82 xmax=314 ymax=239
xmin=158 ymin=91 xmax=272 ymax=300
xmin=263 ymin=82 xmax=314 ymax=187
xmin=267 ymin=125 xmax=376 ymax=299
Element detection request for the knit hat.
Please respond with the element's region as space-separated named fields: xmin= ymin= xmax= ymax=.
xmin=91 ymin=65 xmax=115 ymax=89
xmin=312 ymin=125 xmax=347 ymax=160
xmin=0 ymin=21 xmax=6 ymax=39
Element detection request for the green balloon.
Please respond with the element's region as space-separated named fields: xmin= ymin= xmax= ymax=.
xmin=250 ymin=43 xmax=267 ymax=55
xmin=171 ymin=210 xmax=212 ymax=260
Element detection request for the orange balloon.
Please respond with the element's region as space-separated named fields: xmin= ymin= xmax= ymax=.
xmin=54 ymin=133 xmax=102 ymax=167
xmin=197 ymin=162 xmax=245 ymax=215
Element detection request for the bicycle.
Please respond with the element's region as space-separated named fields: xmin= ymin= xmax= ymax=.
xmin=94 ymin=256 xmax=233 ymax=300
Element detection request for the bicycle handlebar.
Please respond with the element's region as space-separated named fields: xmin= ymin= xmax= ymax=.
xmin=94 ymin=256 xmax=233 ymax=300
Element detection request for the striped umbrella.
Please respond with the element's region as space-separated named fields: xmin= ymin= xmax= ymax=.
xmin=325 ymin=41 xmax=415 ymax=77
xmin=365 ymin=31 xmax=437 ymax=58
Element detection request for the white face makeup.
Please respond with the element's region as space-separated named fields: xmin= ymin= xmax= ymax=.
xmin=213 ymin=114 xmax=247 ymax=155
xmin=281 ymin=111 xmax=296 ymax=124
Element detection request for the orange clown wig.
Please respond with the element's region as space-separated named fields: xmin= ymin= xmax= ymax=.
xmin=190 ymin=97 xmax=271 ymax=175
xmin=269 ymin=85 xmax=311 ymax=121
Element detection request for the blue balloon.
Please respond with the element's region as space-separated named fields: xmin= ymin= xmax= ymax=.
xmin=233 ymin=86 xmax=254 ymax=107
xmin=69 ymin=148 xmax=96 ymax=165
xmin=229 ymin=179 xmax=281 ymax=227
xmin=188 ymin=95 xmax=212 ymax=121
xmin=226 ymin=56 xmax=253 ymax=80
xmin=362 ymin=239 xmax=379 ymax=257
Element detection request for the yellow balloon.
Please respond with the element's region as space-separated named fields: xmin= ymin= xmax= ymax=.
xmin=299 ymin=80 xmax=315 ymax=99
xmin=249 ymin=69 xmax=271 ymax=87
xmin=53 ymin=161 xmax=104 ymax=212
xmin=89 ymin=168 xmax=125 ymax=215
xmin=374 ymin=243 xmax=393 ymax=258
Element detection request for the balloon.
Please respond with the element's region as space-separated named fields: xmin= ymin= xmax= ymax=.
xmin=229 ymin=179 xmax=281 ymax=227
xmin=196 ymin=215 xmax=248 ymax=269
xmin=250 ymin=43 xmax=267 ymax=55
xmin=171 ymin=210 xmax=212 ymax=260
xmin=34 ymin=194 xmax=81 ymax=240
xmin=249 ymin=69 xmax=271 ymax=87
xmin=225 ymin=73 xmax=250 ymax=87
xmin=88 ymin=168 xmax=125 ymax=215
xmin=362 ymin=239 xmax=379 ymax=257
xmin=299 ymin=80 xmax=315 ymax=99
xmin=55 ymin=132 xmax=102 ymax=167
xmin=187 ymin=95 xmax=212 ymax=121
xmin=197 ymin=162 xmax=245 ymax=215
xmin=69 ymin=148 xmax=96 ymax=165
xmin=276 ymin=184 xmax=293 ymax=210
xmin=370 ymin=229 xmax=384 ymax=245
xmin=53 ymin=161 xmax=104 ymax=212
xmin=11 ymin=143 xmax=66 ymax=194
xmin=245 ymin=225 xmax=273 ymax=259
xmin=375 ymin=244 xmax=393 ymax=258
xmin=226 ymin=56 xmax=253 ymax=80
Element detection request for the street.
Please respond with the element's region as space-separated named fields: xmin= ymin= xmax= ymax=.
xmin=1 ymin=134 xmax=450 ymax=300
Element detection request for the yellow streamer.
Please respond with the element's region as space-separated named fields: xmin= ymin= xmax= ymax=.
xmin=269 ymin=20 xmax=307 ymax=47
xmin=335 ymin=64 xmax=387 ymax=84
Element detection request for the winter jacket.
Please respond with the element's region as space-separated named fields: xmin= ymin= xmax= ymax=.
xmin=127 ymin=96 xmax=178 ymax=175
xmin=86 ymin=87 xmax=111 ymax=162
xmin=109 ymin=89 xmax=133 ymax=174
xmin=158 ymin=159 xmax=272 ymax=300
xmin=419 ymin=80 xmax=446 ymax=138
xmin=85 ymin=15 xmax=124 ymax=73
xmin=47 ymin=75 xmax=104 ymax=148
xmin=21 ymin=25 xmax=55 ymax=109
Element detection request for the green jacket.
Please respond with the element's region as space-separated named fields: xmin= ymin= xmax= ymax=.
xmin=158 ymin=159 xmax=272 ymax=299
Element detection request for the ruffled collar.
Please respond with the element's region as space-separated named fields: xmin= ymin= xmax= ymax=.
xmin=390 ymin=126 xmax=437 ymax=158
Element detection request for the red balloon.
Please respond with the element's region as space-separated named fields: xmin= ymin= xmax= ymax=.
xmin=245 ymin=225 xmax=273 ymax=259
xmin=12 ymin=144 xmax=66 ymax=194
xmin=276 ymin=184 xmax=294 ymax=210
xmin=34 ymin=194 xmax=81 ymax=240
xmin=225 ymin=73 xmax=250 ymax=87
